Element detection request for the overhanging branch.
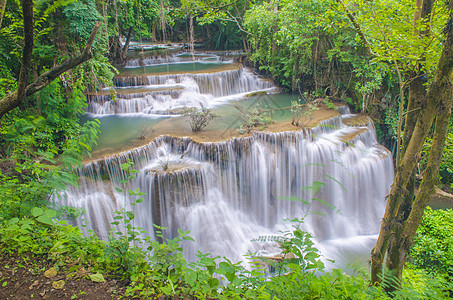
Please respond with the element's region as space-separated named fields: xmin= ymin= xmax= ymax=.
xmin=336 ymin=0 xmax=374 ymax=56
xmin=0 ymin=21 xmax=101 ymax=119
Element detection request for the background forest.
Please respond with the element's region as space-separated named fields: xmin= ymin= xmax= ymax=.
xmin=0 ymin=0 xmax=453 ymax=298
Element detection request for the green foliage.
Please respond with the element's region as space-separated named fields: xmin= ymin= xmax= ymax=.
xmin=244 ymin=0 xmax=387 ymax=102
xmin=234 ymin=101 xmax=274 ymax=134
xmin=116 ymin=0 xmax=160 ymax=41
xmin=0 ymin=77 xmax=100 ymax=221
xmin=410 ymin=207 xmax=453 ymax=276
xmin=184 ymin=107 xmax=219 ymax=132
xmin=384 ymin=104 xmax=400 ymax=139
xmin=0 ymin=208 xmax=105 ymax=264
xmin=63 ymin=0 xmax=103 ymax=40
xmin=1 ymin=205 xmax=452 ymax=299
xmin=338 ymin=0 xmax=448 ymax=78
xmin=291 ymin=97 xmax=319 ymax=127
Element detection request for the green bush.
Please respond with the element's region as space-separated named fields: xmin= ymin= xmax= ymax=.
xmin=184 ymin=107 xmax=219 ymax=132
xmin=234 ymin=101 xmax=274 ymax=134
xmin=2 ymin=207 xmax=453 ymax=299
xmin=410 ymin=207 xmax=453 ymax=276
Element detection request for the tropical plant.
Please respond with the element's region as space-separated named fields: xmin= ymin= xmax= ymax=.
xmin=184 ymin=107 xmax=219 ymax=132
xmin=409 ymin=207 xmax=453 ymax=276
xmin=234 ymin=101 xmax=273 ymax=133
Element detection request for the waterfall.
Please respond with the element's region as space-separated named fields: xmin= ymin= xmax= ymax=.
xmin=125 ymin=53 xmax=219 ymax=67
xmin=87 ymin=68 xmax=274 ymax=115
xmin=112 ymin=68 xmax=273 ymax=93
xmin=56 ymin=115 xmax=394 ymax=265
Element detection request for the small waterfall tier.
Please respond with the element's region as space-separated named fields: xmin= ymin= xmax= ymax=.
xmin=125 ymin=52 xmax=221 ymax=67
xmin=87 ymin=68 xmax=274 ymax=116
xmin=87 ymin=50 xmax=275 ymax=117
xmin=56 ymin=114 xmax=394 ymax=264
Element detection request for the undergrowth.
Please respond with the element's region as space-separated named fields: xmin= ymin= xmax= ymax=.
xmin=1 ymin=206 xmax=451 ymax=299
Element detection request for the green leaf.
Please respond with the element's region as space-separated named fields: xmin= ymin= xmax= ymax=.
xmin=89 ymin=273 xmax=105 ymax=283
xmin=120 ymin=162 xmax=131 ymax=171
xmin=278 ymin=196 xmax=311 ymax=205
xmin=7 ymin=218 xmax=19 ymax=225
xmin=36 ymin=216 xmax=54 ymax=226
xmin=183 ymin=236 xmax=195 ymax=242
xmin=209 ymin=278 xmax=219 ymax=288
xmin=161 ymin=285 xmax=172 ymax=295
xmin=31 ymin=207 xmax=44 ymax=217
xmin=126 ymin=211 xmax=135 ymax=220
xmin=325 ymin=175 xmax=347 ymax=191
xmin=44 ymin=209 xmax=57 ymax=218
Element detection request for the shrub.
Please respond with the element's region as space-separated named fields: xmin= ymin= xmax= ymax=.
xmin=184 ymin=108 xmax=219 ymax=132
xmin=410 ymin=207 xmax=453 ymax=276
xmin=291 ymin=99 xmax=318 ymax=127
xmin=234 ymin=101 xmax=273 ymax=133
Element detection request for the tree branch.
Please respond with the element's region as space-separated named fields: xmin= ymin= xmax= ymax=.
xmin=0 ymin=21 xmax=101 ymax=119
xmin=336 ymin=0 xmax=374 ymax=56
xmin=223 ymin=11 xmax=252 ymax=35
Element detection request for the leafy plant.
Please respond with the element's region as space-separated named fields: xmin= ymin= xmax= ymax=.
xmin=234 ymin=101 xmax=274 ymax=134
xmin=105 ymin=160 xmax=147 ymax=277
xmin=410 ymin=207 xmax=453 ymax=276
xmin=184 ymin=107 xmax=219 ymax=132
xmin=291 ymin=99 xmax=318 ymax=127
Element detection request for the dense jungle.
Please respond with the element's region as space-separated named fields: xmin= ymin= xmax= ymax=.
xmin=1 ymin=0 xmax=453 ymax=299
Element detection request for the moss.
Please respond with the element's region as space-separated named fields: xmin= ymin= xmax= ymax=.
xmin=245 ymin=90 xmax=267 ymax=97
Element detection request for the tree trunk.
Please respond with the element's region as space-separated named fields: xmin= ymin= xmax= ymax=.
xmin=370 ymin=1 xmax=453 ymax=288
xmin=121 ymin=26 xmax=133 ymax=62
xmin=16 ymin=0 xmax=33 ymax=108
xmin=152 ymin=22 xmax=157 ymax=42
xmin=189 ymin=14 xmax=194 ymax=53
xmin=160 ymin=0 xmax=166 ymax=43
xmin=0 ymin=0 xmax=7 ymax=29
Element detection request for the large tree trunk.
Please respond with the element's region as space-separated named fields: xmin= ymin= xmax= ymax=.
xmin=189 ymin=14 xmax=194 ymax=53
xmin=0 ymin=0 xmax=7 ymax=29
xmin=121 ymin=26 xmax=133 ymax=61
xmin=160 ymin=0 xmax=166 ymax=43
xmin=370 ymin=1 xmax=453 ymax=288
xmin=17 ymin=0 xmax=33 ymax=106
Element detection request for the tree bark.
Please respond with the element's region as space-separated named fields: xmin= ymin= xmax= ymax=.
xmin=160 ymin=0 xmax=166 ymax=43
xmin=0 ymin=0 xmax=6 ymax=29
xmin=370 ymin=1 xmax=453 ymax=287
xmin=121 ymin=26 xmax=133 ymax=62
xmin=17 ymin=0 xmax=33 ymax=106
xmin=0 ymin=22 xmax=101 ymax=119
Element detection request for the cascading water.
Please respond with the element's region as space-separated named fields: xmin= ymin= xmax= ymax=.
xmin=125 ymin=52 xmax=219 ymax=67
xmin=87 ymin=54 xmax=274 ymax=116
xmin=57 ymin=111 xmax=393 ymax=266
xmin=64 ymin=48 xmax=394 ymax=268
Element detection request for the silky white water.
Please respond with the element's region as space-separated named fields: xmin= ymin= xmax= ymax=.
xmin=57 ymin=114 xmax=393 ymax=267
xmin=87 ymin=67 xmax=274 ymax=115
xmin=63 ymin=49 xmax=395 ymax=268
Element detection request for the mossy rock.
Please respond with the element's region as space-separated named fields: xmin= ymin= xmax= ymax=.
xmin=245 ymin=91 xmax=267 ymax=97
